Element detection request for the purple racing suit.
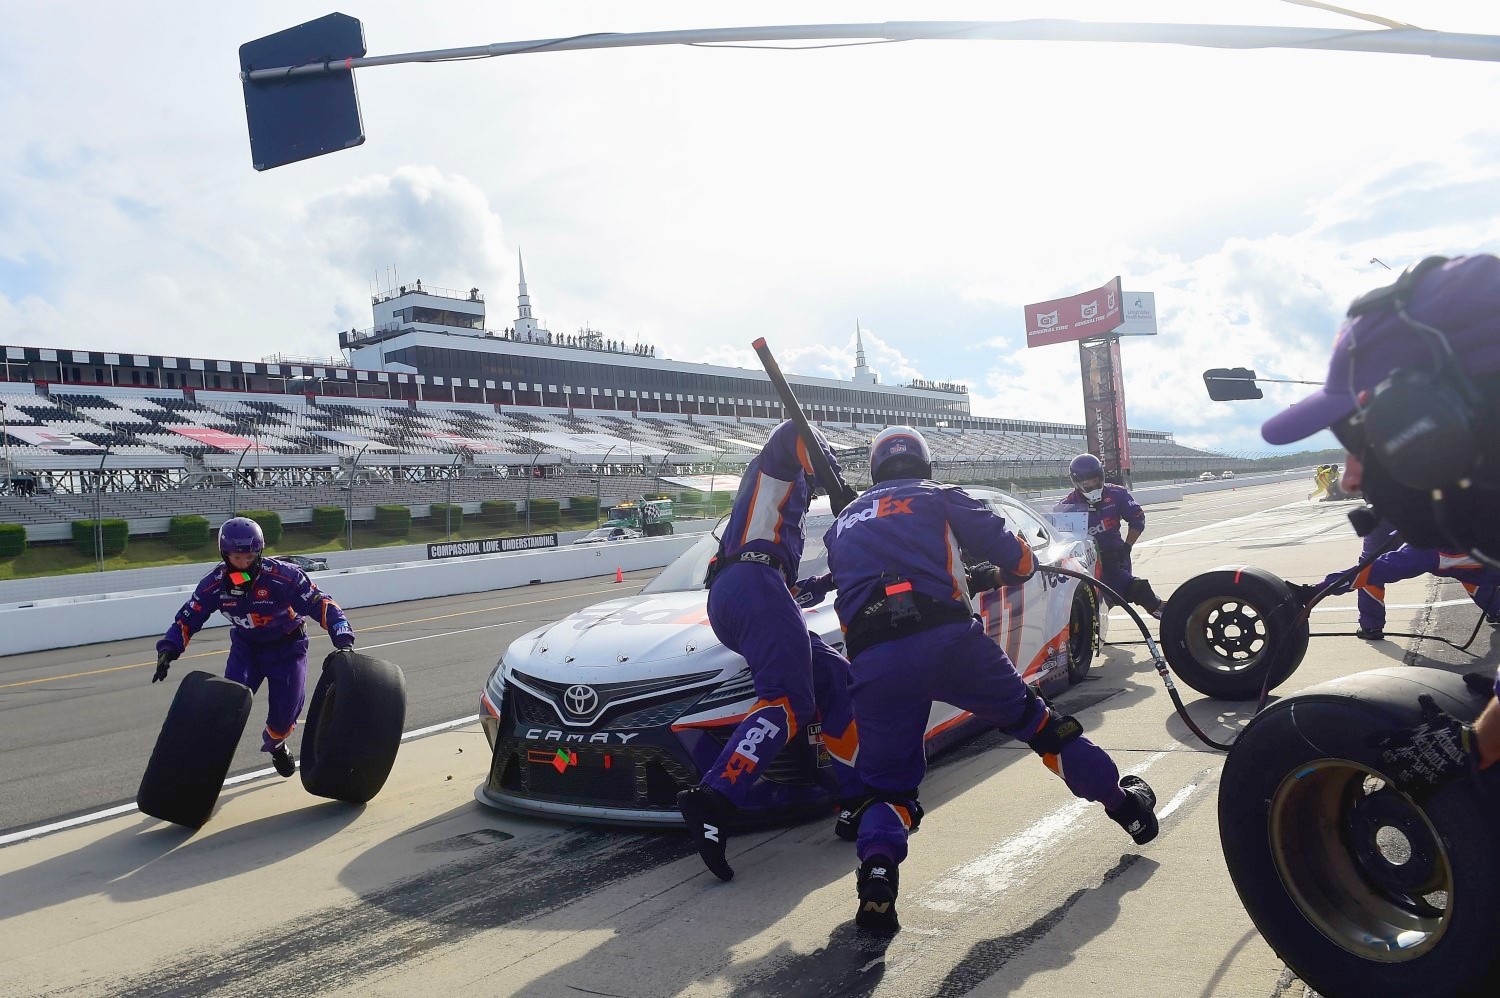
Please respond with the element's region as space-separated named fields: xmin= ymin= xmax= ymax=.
xmin=1320 ymin=543 xmax=1500 ymax=633
xmin=826 ymin=479 xmax=1127 ymax=864
xmin=701 ymin=421 xmax=862 ymax=807
xmin=1054 ymin=484 xmax=1148 ymax=606
xmin=158 ymin=557 xmax=353 ymax=752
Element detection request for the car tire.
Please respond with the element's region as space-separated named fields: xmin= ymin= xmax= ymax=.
xmin=1067 ymin=585 xmax=1097 ymax=685
xmin=299 ymin=651 xmax=407 ymax=804
xmin=1219 ymin=667 xmax=1500 ymax=997
xmin=138 ymin=671 xmax=253 ymax=829
xmin=1158 ymin=566 xmax=1309 ymax=700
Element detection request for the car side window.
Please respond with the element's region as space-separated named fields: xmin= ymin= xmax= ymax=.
xmin=996 ymin=500 xmax=1050 ymax=548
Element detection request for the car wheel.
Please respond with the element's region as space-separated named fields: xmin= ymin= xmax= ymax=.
xmin=300 ymin=651 xmax=408 ymax=804
xmin=137 ymin=671 xmax=253 ymax=829
xmin=1220 ymin=667 xmax=1500 ymax=996
xmin=1158 ymin=566 xmax=1309 ymax=700
xmin=1066 ymin=585 xmax=1097 ymax=685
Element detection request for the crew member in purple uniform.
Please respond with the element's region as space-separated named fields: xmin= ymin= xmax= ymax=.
xmin=152 ymin=517 xmax=355 ymax=778
xmin=1307 ymin=542 xmax=1500 ymax=640
xmin=823 ymin=427 xmax=1158 ymax=934
xmin=677 ymin=420 xmax=864 ymax=881
xmin=1054 ymin=453 xmax=1164 ymax=618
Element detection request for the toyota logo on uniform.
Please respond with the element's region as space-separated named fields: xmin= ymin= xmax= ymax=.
xmin=563 ymin=684 xmax=599 ymax=717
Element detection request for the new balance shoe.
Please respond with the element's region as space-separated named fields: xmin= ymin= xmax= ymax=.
xmin=1355 ymin=628 xmax=1385 ymax=641
xmin=855 ymin=856 xmax=900 ymax=934
xmin=677 ymin=786 xmax=734 ymax=882
xmin=1107 ymin=775 xmax=1159 ymax=845
xmin=270 ymin=745 xmax=296 ymax=778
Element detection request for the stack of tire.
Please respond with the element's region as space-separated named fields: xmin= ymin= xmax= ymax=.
xmin=137 ymin=652 xmax=406 ymax=829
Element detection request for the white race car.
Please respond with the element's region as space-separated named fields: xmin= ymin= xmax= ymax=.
xmin=476 ymin=488 xmax=1104 ymax=826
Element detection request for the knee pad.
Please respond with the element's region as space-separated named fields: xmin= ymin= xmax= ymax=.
xmin=854 ymin=790 xmax=924 ymax=832
xmin=1128 ymin=577 xmax=1160 ymax=607
xmin=1026 ymin=709 xmax=1084 ymax=757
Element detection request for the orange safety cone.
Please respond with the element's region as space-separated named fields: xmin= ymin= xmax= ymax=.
xmin=615 ymin=567 xmax=624 ymax=583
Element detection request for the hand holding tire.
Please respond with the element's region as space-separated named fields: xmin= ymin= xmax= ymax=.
xmin=330 ymin=623 xmax=355 ymax=651
xmin=1372 ymin=694 xmax=1480 ymax=800
xmin=152 ymin=650 xmax=178 ymax=684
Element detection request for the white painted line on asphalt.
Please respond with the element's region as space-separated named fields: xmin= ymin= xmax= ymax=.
xmin=916 ymin=751 xmax=1167 ymax=913
xmin=1157 ymin=781 xmax=1201 ymax=820
xmin=1108 ymin=596 xmax=1481 ymax=622
xmin=0 ymin=714 xmax=485 ymax=849
xmin=1138 ymin=499 xmax=1311 ymax=548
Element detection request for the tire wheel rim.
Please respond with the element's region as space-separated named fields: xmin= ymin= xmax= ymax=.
xmin=1269 ymin=759 xmax=1453 ymax=961
xmin=1068 ymin=595 xmax=1093 ymax=681
xmin=1184 ymin=597 xmax=1269 ymax=674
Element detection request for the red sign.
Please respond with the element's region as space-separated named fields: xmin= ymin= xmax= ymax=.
xmin=1079 ymin=338 xmax=1132 ymax=476
xmin=1024 ymin=276 xmax=1124 ymax=348
xmin=166 ymin=426 xmax=268 ymax=452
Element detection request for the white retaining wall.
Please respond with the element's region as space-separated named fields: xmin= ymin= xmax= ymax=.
xmin=0 ymin=534 xmax=702 ymax=656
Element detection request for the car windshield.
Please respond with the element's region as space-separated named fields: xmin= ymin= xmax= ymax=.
xmin=641 ymin=513 xmax=835 ymax=594
xmin=582 ymin=529 xmax=615 ymax=540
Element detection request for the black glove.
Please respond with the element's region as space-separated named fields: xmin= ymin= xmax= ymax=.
xmin=966 ymin=562 xmax=1001 ymax=593
xmin=1285 ymin=582 xmax=1321 ymax=608
xmin=1372 ymin=694 xmax=1479 ymax=800
xmin=831 ymin=482 xmax=859 ymax=516
xmin=152 ymin=650 xmax=178 ymax=683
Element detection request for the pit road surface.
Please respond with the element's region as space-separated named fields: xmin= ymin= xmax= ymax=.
xmin=1 ymin=477 xmax=1494 ymax=997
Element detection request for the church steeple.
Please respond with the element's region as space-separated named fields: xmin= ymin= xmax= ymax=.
xmin=515 ymin=248 xmax=540 ymax=340
xmin=852 ymin=321 xmax=877 ymax=385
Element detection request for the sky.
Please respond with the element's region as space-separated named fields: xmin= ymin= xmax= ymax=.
xmin=3 ymin=1 xmax=1500 ymax=454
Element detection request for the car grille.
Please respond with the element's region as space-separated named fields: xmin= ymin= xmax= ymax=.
xmin=490 ymin=733 xmax=698 ymax=811
xmin=509 ymin=668 xmax=722 ymax=728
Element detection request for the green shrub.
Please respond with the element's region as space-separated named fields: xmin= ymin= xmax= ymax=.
xmin=310 ymin=506 xmax=346 ymax=540
xmin=430 ymin=503 xmax=464 ymax=533
xmin=0 ymin=522 xmax=26 ymax=558
xmin=375 ymin=504 xmax=412 ymax=537
xmin=167 ymin=515 xmax=210 ymax=551
xmin=72 ymin=519 xmax=129 ymax=558
xmin=481 ymin=500 xmax=517 ymax=528
xmin=677 ymin=489 xmax=703 ymax=515
xmin=239 ymin=509 xmax=283 ymax=547
xmin=709 ymin=490 xmax=735 ymax=514
xmin=568 ymin=496 xmax=598 ymax=522
xmin=528 ymin=498 xmax=560 ymax=528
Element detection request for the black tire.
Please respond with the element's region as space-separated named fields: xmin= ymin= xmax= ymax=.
xmin=1066 ymin=585 xmax=1097 ymax=685
xmin=138 ymin=671 xmax=253 ymax=829
xmin=664 ymin=522 xmax=674 ymax=535
xmin=299 ymin=650 xmax=407 ymax=804
xmin=1220 ymin=667 xmax=1500 ymax=997
xmin=1158 ymin=565 xmax=1309 ymax=700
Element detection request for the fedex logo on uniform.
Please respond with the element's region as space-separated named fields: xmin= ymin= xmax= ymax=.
xmin=720 ymin=715 xmax=781 ymax=784
xmin=835 ymin=496 xmax=914 ymax=536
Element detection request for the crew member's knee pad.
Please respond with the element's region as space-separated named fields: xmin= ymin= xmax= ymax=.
xmin=850 ymin=790 xmax=924 ymax=832
xmin=1127 ymin=577 xmax=1161 ymax=608
xmin=1026 ymin=709 xmax=1084 ymax=758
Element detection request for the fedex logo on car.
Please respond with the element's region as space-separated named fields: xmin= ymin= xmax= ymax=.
xmin=835 ymin=495 xmax=914 ymax=536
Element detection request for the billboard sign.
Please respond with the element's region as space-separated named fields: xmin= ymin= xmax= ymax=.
xmin=1116 ymin=291 xmax=1158 ymax=336
xmin=1024 ymin=276 xmax=1123 ymax=348
xmin=1079 ymin=338 xmax=1132 ymax=476
xmin=167 ymin=426 xmax=268 ymax=452
xmin=8 ymin=427 xmax=100 ymax=451
xmin=427 ymin=533 xmax=559 ymax=560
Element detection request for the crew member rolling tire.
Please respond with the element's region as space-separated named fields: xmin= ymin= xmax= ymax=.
xmin=1220 ymin=668 xmax=1500 ymax=997
xmin=299 ymin=651 xmax=408 ymax=804
xmin=1158 ymin=566 xmax=1309 ymax=700
xmin=138 ymin=671 xmax=254 ymax=829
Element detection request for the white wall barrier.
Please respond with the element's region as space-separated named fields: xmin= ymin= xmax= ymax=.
xmin=0 ymin=534 xmax=700 ymax=657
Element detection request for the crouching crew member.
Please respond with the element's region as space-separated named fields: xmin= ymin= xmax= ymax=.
xmin=1055 ymin=453 xmax=1164 ymax=618
xmin=677 ymin=420 xmax=865 ymax=881
xmin=153 ymin=517 xmax=355 ymax=778
xmin=1303 ymin=541 xmax=1500 ymax=640
xmin=825 ymin=427 xmax=1158 ymax=934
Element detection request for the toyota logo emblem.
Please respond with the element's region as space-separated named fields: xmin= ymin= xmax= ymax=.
xmin=563 ymin=685 xmax=599 ymax=717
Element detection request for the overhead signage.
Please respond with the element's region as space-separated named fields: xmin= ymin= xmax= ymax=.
xmin=1116 ymin=291 xmax=1159 ymax=336
xmin=1024 ymin=276 xmax=1124 ymax=348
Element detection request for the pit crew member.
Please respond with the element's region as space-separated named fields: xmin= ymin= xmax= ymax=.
xmin=152 ymin=517 xmax=355 ymax=778
xmin=824 ymin=426 xmax=1158 ymax=934
xmin=1054 ymin=453 xmax=1164 ymax=618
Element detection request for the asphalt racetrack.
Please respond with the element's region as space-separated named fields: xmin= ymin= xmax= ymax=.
xmin=2 ymin=476 xmax=1495 ymax=997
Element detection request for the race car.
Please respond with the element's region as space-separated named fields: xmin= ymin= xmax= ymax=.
xmin=1198 ymin=471 xmax=1217 ymax=482
xmin=476 ymin=488 xmax=1105 ymax=827
xmin=572 ymin=525 xmax=643 ymax=545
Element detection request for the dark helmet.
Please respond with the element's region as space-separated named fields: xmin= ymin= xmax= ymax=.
xmin=219 ymin=517 xmax=266 ymax=559
xmin=1069 ymin=453 xmax=1106 ymax=502
xmin=869 ymin=426 xmax=933 ymax=483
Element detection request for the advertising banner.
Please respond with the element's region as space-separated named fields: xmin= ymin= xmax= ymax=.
xmin=421 ymin=432 xmax=504 ymax=452
xmin=166 ymin=426 xmax=267 ymax=452
xmin=1116 ymin=291 xmax=1158 ymax=336
xmin=314 ymin=430 xmax=395 ymax=451
xmin=1078 ymin=337 xmax=1132 ymax=477
xmin=1024 ymin=276 xmax=1123 ymax=348
xmin=427 ymin=533 xmax=559 ymax=560
xmin=661 ymin=474 xmax=744 ymax=494
xmin=7 ymin=427 xmax=100 ymax=451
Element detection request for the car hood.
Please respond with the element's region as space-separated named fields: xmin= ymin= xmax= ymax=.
xmin=501 ymin=589 xmax=838 ymax=683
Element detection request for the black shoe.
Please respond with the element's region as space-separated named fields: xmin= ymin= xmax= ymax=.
xmin=1486 ymin=613 xmax=1500 ymax=626
xmin=1355 ymin=628 xmax=1385 ymax=641
xmin=677 ymin=786 xmax=734 ymax=881
xmin=855 ymin=856 xmax=900 ymax=934
xmin=270 ymin=745 xmax=296 ymax=778
xmin=1107 ymin=775 xmax=1158 ymax=845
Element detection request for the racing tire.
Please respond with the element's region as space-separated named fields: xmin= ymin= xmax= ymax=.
xmin=138 ymin=670 xmax=253 ymax=829
xmin=1219 ymin=667 xmax=1500 ymax=997
xmin=1158 ymin=565 xmax=1308 ymax=700
xmin=299 ymin=651 xmax=407 ymax=804
xmin=1066 ymin=586 xmax=1097 ymax=685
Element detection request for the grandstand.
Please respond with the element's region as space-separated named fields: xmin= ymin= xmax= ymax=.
xmin=0 ymin=265 xmax=1241 ymax=539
